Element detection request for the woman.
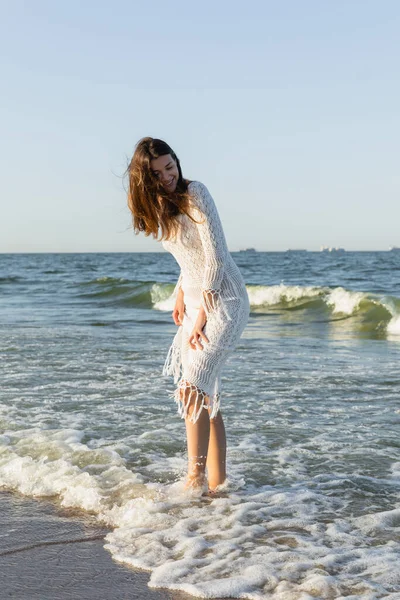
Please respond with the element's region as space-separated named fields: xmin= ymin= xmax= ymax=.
xmin=127 ymin=137 xmax=250 ymax=494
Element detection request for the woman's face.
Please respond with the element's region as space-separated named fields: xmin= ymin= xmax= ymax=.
xmin=150 ymin=154 xmax=179 ymax=193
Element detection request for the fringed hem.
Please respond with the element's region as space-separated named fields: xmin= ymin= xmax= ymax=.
xmin=201 ymin=289 xmax=232 ymax=324
xmin=162 ymin=327 xmax=182 ymax=384
xmin=170 ymin=378 xmax=221 ymax=424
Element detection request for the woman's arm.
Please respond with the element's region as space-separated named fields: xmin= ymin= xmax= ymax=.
xmin=187 ymin=182 xmax=231 ymax=350
xmin=172 ymin=271 xmax=184 ymax=326
xmin=190 ymin=182 xmax=227 ymax=314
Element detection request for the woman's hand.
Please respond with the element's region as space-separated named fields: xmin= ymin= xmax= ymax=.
xmin=172 ymin=288 xmax=185 ymax=326
xmin=189 ymin=307 xmax=209 ymax=350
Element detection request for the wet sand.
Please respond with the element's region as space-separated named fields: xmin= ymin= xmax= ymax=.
xmin=0 ymin=491 xmax=184 ymax=600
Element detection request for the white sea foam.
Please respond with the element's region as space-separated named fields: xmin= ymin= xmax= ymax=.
xmin=246 ymin=283 xmax=324 ymax=307
xmin=325 ymin=287 xmax=365 ymax=315
xmin=1 ymin=426 xmax=400 ymax=599
xmin=0 ymin=428 xmax=144 ymax=512
xmin=353 ymin=507 xmax=400 ymax=534
xmin=387 ymin=314 xmax=400 ymax=335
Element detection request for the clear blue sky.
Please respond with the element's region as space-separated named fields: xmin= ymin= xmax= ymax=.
xmin=1 ymin=1 xmax=399 ymax=252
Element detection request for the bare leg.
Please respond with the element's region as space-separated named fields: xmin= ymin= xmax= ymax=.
xmin=206 ymin=411 xmax=227 ymax=491
xmin=184 ymin=393 xmax=210 ymax=490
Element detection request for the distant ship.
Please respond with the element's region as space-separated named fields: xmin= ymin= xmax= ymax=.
xmin=320 ymin=246 xmax=346 ymax=253
xmin=389 ymin=246 xmax=400 ymax=252
xmin=239 ymin=247 xmax=257 ymax=253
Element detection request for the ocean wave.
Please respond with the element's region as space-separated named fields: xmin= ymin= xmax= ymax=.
xmin=246 ymin=284 xmax=400 ymax=336
xmin=76 ymin=277 xmax=174 ymax=309
xmin=75 ymin=278 xmax=400 ymax=336
xmin=247 ymin=282 xmax=326 ymax=307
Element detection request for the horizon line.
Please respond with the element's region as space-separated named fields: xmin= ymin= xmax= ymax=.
xmin=1 ymin=249 xmax=398 ymax=254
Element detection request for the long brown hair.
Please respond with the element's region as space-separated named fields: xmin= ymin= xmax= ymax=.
xmin=127 ymin=137 xmax=196 ymax=241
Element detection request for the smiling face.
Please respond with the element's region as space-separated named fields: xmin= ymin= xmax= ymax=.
xmin=150 ymin=154 xmax=179 ymax=193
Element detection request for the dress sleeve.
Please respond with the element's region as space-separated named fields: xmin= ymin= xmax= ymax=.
xmin=190 ymin=182 xmax=231 ymax=319
xmin=172 ymin=271 xmax=183 ymax=298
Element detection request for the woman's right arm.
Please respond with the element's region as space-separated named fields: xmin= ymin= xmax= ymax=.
xmin=172 ymin=286 xmax=185 ymax=326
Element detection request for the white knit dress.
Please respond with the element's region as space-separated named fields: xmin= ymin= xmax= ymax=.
xmin=162 ymin=181 xmax=250 ymax=424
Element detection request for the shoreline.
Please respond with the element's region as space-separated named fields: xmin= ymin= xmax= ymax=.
xmin=0 ymin=490 xmax=185 ymax=600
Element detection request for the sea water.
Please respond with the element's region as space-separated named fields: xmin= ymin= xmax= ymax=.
xmin=1 ymin=251 xmax=400 ymax=599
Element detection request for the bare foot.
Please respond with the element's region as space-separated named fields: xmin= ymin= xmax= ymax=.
xmin=201 ymin=488 xmax=227 ymax=498
xmin=184 ymin=473 xmax=206 ymax=492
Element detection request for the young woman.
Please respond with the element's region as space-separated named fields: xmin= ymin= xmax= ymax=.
xmin=127 ymin=137 xmax=250 ymax=494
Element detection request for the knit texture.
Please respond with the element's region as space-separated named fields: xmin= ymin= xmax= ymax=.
xmin=162 ymin=181 xmax=250 ymax=423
